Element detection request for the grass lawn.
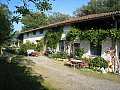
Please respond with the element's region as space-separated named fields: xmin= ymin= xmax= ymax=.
xmin=42 ymin=80 xmax=57 ymax=90
xmin=78 ymin=68 xmax=120 ymax=83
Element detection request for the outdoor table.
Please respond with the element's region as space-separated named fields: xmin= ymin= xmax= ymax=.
xmin=71 ymin=60 xmax=82 ymax=63
xmin=70 ymin=59 xmax=82 ymax=69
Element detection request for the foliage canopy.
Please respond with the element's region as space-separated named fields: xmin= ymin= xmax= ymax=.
xmin=21 ymin=12 xmax=47 ymax=31
xmin=73 ymin=0 xmax=120 ymax=17
xmin=47 ymin=12 xmax=71 ymax=24
xmin=0 ymin=4 xmax=13 ymax=46
xmin=21 ymin=12 xmax=71 ymax=31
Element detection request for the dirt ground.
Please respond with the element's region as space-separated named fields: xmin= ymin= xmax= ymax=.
xmin=24 ymin=56 xmax=120 ymax=90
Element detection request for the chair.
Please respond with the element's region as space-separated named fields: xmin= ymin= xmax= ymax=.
xmin=31 ymin=52 xmax=36 ymax=56
xmin=81 ymin=61 xmax=89 ymax=67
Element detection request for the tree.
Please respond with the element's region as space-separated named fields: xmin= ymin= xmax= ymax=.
xmin=21 ymin=12 xmax=71 ymax=31
xmin=104 ymin=0 xmax=120 ymax=12
xmin=73 ymin=0 xmax=120 ymax=17
xmin=47 ymin=12 xmax=71 ymax=24
xmin=21 ymin=12 xmax=47 ymax=31
xmin=0 ymin=4 xmax=13 ymax=54
xmin=0 ymin=0 xmax=52 ymax=23
xmin=0 ymin=0 xmax=52 ymax=16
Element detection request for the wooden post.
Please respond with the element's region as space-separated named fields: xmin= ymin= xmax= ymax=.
xmin=112 ymin=16 xmax=118 ymax=73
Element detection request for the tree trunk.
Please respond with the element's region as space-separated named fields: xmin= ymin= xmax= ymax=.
xmin=0 ymin=47 xmax=3 ymax=55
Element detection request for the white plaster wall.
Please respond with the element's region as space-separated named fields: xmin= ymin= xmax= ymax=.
xmin=61 ymin=24 xmax=71 ymax=40
xmin=23 ymin=30 xmax=47 ymax=44
xmin=101 ymin=38 xmax=112 ymax=56
xmin=69 ymin=38 xmax=113 ymax=59
xmin=80 ymin=40 xmax=90 ymax=58
xmin=56 ymin=43 xmax=60 ymax=52
xmin=99 ymin=38 xmax=113 ymax=61
xmin=116 ymin=41 xmax=120 ymax=59
xmin=56 ymin=25 xmax=71 ymax=52
xmin=55 ymin=24 xmax=71 ymax=52
xmin=80 ymin=38 xmax=113 ymax=59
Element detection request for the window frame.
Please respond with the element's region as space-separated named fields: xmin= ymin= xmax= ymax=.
xmin=90 ymin=43 xmax=101 ymax=56
xmin=39 ymin=29 xmax=43 ymax=34
xmin=33 ymin=30 xmax=36 ymax=35
xmin=27 ymin=32 xmax=29 ymax=37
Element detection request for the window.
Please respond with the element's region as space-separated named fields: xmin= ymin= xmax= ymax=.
xmin=33 ymin=31 xmax=36 ymax=35
xmin=90 ymin=43 xmax=101 ymax=56
xmin=27 ymin=32 xmax=29 ymax=37
xmin=39 ymin=29 xmax=43 ymax=34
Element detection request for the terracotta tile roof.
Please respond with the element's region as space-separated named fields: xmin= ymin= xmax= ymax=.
xmin=20 ymin=11 xmax=120 ymax=34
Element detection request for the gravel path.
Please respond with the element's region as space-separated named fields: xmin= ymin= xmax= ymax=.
xmin=25 ymin=56 xmax=120 ymax=90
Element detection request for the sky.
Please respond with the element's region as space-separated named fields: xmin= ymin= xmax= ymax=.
xmin=1 ymin=0 xmax=90 ymax=31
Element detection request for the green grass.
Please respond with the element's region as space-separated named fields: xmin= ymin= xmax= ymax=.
xmin=42 ymin=80 xmax=57 ymax=90
xmin=79 ymin=68 xmax=120 ymax=83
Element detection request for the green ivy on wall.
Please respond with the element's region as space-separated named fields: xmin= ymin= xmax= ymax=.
xmin=45 ymin=27 xmax=63 ymax=49
xmin=66 ymin=27 xmax=80 ymax=43
xmin=37 ymin=38 xmax=45 ymax=51
xmin=66 ymin=27 xmax=120 ymax=46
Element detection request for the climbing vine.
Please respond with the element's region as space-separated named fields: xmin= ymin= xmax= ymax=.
xmin=66 ymin=27 xmax=80 ymax=42
xmin=37 ymin=38 xmax=45 ymax=51
xmin=45 ymin=27 xmax=63 ymax=49
xmin=66 ymin=27 xmax=120 ymax=46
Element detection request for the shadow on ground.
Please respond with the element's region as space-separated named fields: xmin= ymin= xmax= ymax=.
xmin=64 ymin=63 xmax=71 ymax=67
xmin=0 ymin=56 xmax=47 ymax=90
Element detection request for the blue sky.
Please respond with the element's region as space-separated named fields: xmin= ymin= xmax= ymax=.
xmin=1 ymin=0 xmax=90 ymax=31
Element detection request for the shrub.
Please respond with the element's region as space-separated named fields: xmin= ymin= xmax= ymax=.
xmin=18 ymin=42 xmax=36 ymax=55
xmin=59 ymin=52 xmax=68 ymax=59
xmin=74 ymin=56 xmax=82 ymax=60
xmin=6 ymin=47 xmax=17 ymax=54
xmin=89 ymin=56 xmax=108 ymax=68
xmin=36 ymin=38 xmax=44 ymax=51
xmin=82 ymin=58 xmax=91 ymax=63
xmin=52 ymin=53 xmax=60 ymax=58
xmin=52 ymin=52 xmax=68 ymax=59
xmin=75 ymin=48 xmax=85 ymax=57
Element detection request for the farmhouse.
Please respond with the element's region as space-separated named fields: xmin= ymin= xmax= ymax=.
xmin=19 ymin=11 xmax=120 ymax=72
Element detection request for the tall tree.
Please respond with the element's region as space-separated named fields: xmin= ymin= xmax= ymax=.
xmin=0 ymin=4 xmax=13 ymax=53
xmin=73 ymin=0 xmax=120 ymax=17
xmin=104 ymin=0 xmax=120 ymax=12
xmin=21 ymin=12 xmax=71 ymax=31
xmin=0 ymin=4 xmax=13 ymax=44
xmin=21 ymin=12 xmax=47 ymax=31
xmin=47 ymin=12 xmax=71 ymax=24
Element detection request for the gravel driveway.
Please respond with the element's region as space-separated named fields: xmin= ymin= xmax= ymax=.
xmin=25 ymin=56 xmax=120 ymax=90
